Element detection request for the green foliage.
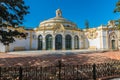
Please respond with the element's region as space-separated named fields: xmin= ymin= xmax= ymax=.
xmin=114 ymin=0 xmax=120 ymax=13
xmin=0 ymin=0 xmax=29 ymax=45
xmin=85 ymin=20 xmax=89 ymax=29
xmin=0 ymin=28 xmax=28 ymax=45
xmin=114 ymin=0 xmax=120 ymax=29
xmin=0 ymin=0 xmax=29 ymax=26
xmin=116 ymin=19 xmax=120 ymax=29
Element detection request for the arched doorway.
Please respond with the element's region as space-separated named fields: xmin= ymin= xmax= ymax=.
xmin=46 ymin=34 xmax=52 ymax=50
xmin=111 ymin=40 xmax=115 ymax=49
xmin=74 ymin=35 xmax=79 ymax=49
xmin=38 ymin=35 xmax=43 ymax=50
xmin=65 ymin=35 xmax=72 ymax=50
xmin=55 ymin=34 xmax=62 ymax=50
xmin=109 ymin=32 xmax=118 ymax=50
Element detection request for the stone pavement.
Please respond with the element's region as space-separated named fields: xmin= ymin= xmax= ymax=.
xmin=0 ymin=50 xmax=120 ymax=67
xmin=110 ymin=78 xmax=120 ymax=80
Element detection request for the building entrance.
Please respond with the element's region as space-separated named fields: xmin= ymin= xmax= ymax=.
xmin=55 ymin=34 xmax=62 ymax=50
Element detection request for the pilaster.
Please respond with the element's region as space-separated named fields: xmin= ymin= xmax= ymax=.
xmin=79 ymin=39 xmax=81 ymax=49
xmin=106 ymin=31 xmax=109 ymax=49
xmin=53 ymin=36 xmax=55 ymax=50
xmin=30 ymin=31 xmax=33 ymax=50
xmin=100 ymin=30 xmax=103 ymax=49
xmin=72 ymin=37 xmax=74 ymax=50
xmin=118 ymin=30 xmax=120 ymax=50
xmin=43 ymin=36 xmax=46 ymax=50
xmin=62 ymin=36 xmax=65 ymax=50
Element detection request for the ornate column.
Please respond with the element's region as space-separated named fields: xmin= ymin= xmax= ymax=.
xmin=53 ymin=36 xmax=55 ymax=50
xmin=80 ymin=36 xmax=84 ymax=49
xmin=29 ymin=31 xmax=33 ymax=50
xmin=106 ymin=30 xmax=109 ymax=50
xmin=72 ymin=36 xmax=74 ymax=50
xmin=79 ymin=37 xmax=81 ymax=49
xmin=43 ymin=36 xmax=46 ymax=50
xmin=82 ymin=38 xmax=86 ymax=49
xmin=62 ymin=36 xmax=65 ymax=50
xmin=100 ymin=31 xmax=103 ymax=49
xmin=118 ymin=30 xmax=120 ymax=50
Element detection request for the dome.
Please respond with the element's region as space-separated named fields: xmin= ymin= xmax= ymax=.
xmin=39 ymin=9 xmax=79 ymax=30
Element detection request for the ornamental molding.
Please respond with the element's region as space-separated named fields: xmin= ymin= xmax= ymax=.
xmin=109 ymin=32 xmax=117 ymax=39
xmin=85 ymin=29 xmax=98 ymax=39
xmin=53 ymin=24 xmax=65 ymax=33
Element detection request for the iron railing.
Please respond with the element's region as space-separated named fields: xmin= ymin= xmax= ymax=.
xmin=0 ymin=60 xmax=120 ymax=80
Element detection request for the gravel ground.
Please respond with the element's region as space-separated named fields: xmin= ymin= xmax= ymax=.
xmin=0 ymin=50 xmax=120 ymax=67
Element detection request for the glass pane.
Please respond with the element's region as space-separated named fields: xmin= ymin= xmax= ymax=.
xmin=55 ymin=34 xmax=62 ymax=50
xmin=38 ymin=35 xmax=43 ymax=50
xmin=65 ymin=35 xmax=72 ymax=50
xmin=46 ymin=34 xmax=52 ymax=50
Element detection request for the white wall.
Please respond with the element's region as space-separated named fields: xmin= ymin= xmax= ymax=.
xmin=85 ymin=31 xmax=101 ymax=49
xmin=9 ymin=37 xmax=30 ymax=51
xmin=0 ymin=42 xmax=6 ymax=52
xmin=31 ymin=32 xmax=38 ymax=50
xmin=102 ymin=30 xmax=107 ymax=49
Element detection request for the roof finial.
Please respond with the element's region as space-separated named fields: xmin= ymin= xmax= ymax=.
xmin=56 ymin=9 xmax=62 ymax=17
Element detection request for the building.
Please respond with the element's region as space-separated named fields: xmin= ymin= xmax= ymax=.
xmin=0 ymin=9 xmax=120 ymax=52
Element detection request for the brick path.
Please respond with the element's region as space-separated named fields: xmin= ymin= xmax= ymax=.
xmin=0 ymin=50 xmax=120 ymax=67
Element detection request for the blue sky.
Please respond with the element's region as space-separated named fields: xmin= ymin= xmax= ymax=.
xmin=23 ymin=0 xmax=119 ymax=29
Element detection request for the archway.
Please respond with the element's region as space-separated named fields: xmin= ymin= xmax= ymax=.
xmin=46 ymin=34 xmax=52 ymax=50
xmin=38 ymin=35 xmax=43 ymax=50
xmin=55 ymin=34 xmax=62 ymax=50
xmin=65 ymin=35 xmax=72 ymax=50
xmin=111 ymin=40 xmax=115 ymax=49
xmin=74 ymin=35 xmax=79 ymax=49
xmin=109 ymin=32 xmax=118 ymax=50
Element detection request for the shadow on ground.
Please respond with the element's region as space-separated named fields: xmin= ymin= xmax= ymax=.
xmin=0 ymin=52 xmax=120 ymax=67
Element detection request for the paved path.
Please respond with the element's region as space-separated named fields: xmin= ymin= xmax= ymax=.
xmin=7 ymin=49 xmax=108 ymax=56
xmin=0 ymin=50 xmax=120 ymax=67
xmin=110 ymin=78 xmax=120 ymax=80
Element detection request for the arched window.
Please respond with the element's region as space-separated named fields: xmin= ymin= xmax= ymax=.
xmin=46 ymin=34 xmax=52 ymax=50
xmin=55 ymin=34 xmax=62 ymax=50
xmin=65 ymin=35 xmax=72 ymax=50
xmin=38 ymin=35 xmax=43 ymax=50
xmin=74 ymin=35 xmax=79 ymax=49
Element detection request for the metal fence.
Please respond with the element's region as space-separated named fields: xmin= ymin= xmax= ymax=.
xmin=0 ymin=60 xmax=120 ymax=80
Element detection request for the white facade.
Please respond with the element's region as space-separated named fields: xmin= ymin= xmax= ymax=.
xmin=0 ymin=9 xmax=120 ymax=52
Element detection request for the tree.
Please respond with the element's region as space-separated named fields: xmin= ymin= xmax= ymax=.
xmin=114 ymin=0 xmax=120 ymax=13
xmin=0 ymin=0 xmax=29 ymax=45
xmin=114 ymin=0 xmax=120 ymax=29
xmin=114 ymin=0 xmax=120 ymax=50
xmin=85 ymin=20 xmax=89 ymax=29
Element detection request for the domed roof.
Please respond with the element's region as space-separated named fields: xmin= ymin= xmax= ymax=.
xmin=40 ymin=17 xmax=76 ymax=26
xmin=39 ymin=9 xmax=78 ymax=29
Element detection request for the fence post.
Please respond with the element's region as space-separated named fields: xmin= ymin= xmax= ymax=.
xmin=19 ymin=67 xmax=23 ymax=80
xmin=93 ymin=64 xmax=96 ymax=80
xmin=0 ymin=67 xmax=1 ymax=80
xmin=76 ymin=65 xmax=78 ymax=79
xmin=58 ymin=60 xmax=61 ymax=80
